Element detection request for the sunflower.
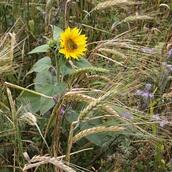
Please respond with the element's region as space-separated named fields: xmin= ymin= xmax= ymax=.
xmin=59 ymin=27 xmax=87 ymax=60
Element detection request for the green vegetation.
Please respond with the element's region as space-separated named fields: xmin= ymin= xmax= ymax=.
xmin=0 ymin=0 xmax=172 ymax=171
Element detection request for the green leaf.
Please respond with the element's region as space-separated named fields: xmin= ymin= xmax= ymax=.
xmin=39 ymin=83 xmax=67 ymax=96
xmin=74 ymin=58 xmax=92 ymax=68
xmin=39 ymin=83 xmax=67 ymax=114
xmin=28 ymin=57 xmax=52 ymax=74
xmin=33 ymin=67 xmax=67 ymax=114
xmin=28 ymin=44 xmax=49 ymax=54
xmin=34 ymin=71 xmax=57 ymax=92
xmin=18 ymin=82 xmax=67 ymax=115
xmin=17 ymin=91 xmax=41 ymax=113
xmin=53 ymin=26 xmax=63 ymax=40
xmin=60 ymin=61 xmax=75 ymax=76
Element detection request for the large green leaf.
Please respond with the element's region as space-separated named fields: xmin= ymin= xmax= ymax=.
xmin=19 ymin=56 xmax=67 ymax=114
xmin=39 ymin=83 xmax=67 ymax=114
xmin=18 ymin=91 xmax=41 ymax=113
xmin=53 ymin=26 xmax=63 ymax=40
xmin=28 ymin=56 xmax=52 ymax=74
xmin=18 ymin=82 xmax=67 ymax=115
xmin=28 ymin=44 xmax=49 ymax=54
xmin=32 ymin=67 xmax=67 ymax=114
xmin=60 ymin=61 xmax=75 ymax=76
xmin=34 ymin=70 xmax=57 ymax=92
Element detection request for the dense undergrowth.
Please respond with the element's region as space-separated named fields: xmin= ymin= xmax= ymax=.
xmin=0 ymin=0 xmax=172 ymax=171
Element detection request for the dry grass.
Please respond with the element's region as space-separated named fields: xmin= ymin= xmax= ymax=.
xmin=23 ymin=155 xmax=76 ymax=172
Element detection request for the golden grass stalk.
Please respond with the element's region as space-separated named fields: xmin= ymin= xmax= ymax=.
xmin=72 ymin=126 xmax=125 ymax=143
xmin=23 ymin=155 xmax=76 ymax=172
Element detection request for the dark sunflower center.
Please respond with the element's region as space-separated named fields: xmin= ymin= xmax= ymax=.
xmin=67 ymin=39 xmax=78 ymax=51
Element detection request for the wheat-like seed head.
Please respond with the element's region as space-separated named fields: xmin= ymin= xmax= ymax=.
xmin=93 ymin=0 xmax=136 ymax=11
xmin=64 ymin=92 xmax=95 ymax=103
xmin=64 ymin=92 xmax=120 ymax=120
xmin=123 ymin=15 xmax=153 ymax=22
xmin=0 ymin=33 xmax=15 ymax=75
xmin=23 ymin=155 xmax=76 ymax=172
xmin=20 ymin=112 xmax=37 ymax=126
xmin=73 ymin=67 xmax=109 ymax=75
xmin=77 ymin=89 xmax=118 ymax=121
xmin=72 ymin=126 xmax=125 ymax=143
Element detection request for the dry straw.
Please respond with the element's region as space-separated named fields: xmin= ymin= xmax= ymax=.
xmin=23 ymin=155 xmax=75 ymax=172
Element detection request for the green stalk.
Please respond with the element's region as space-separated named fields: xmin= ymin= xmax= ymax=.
xmin=55 ymin=52 xmax=60 ymax=82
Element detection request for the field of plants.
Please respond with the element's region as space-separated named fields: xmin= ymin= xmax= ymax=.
xmin=0 ymin=0 xmax=172 ymax=171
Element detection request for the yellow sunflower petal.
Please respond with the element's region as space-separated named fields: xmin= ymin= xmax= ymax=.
xmin=59 ymin=27 xmax=87 ymax=60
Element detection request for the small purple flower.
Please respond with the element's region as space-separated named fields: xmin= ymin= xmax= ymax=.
xmin=135 ymin=84 xmax=154 ymax=110
xmin=168 ymin=48 xmax=172 ymax=59
xmin=142 ymin=92 xmax=154 ymax=98
xmin=135 ymin=90 xmax=154 ymax=99
xmin=60 ymin=106 xmax=65 ymax=116
xmin=121 ymin=111 xmax=133 ymax=119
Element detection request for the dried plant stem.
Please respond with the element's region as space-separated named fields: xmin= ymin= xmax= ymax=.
xmin=23 ymin=155 xmax=75 ymax=172
xmin=53 ymin=115 xmax=62 ymax=157
xmin=6 ymin=88 xmax=24 ymax=165
xmin=65 ymin=121 xmax=77 ymax=162
xmin=4 ymin=82 xmax=53 ymax=99
xmin=35 ymin=123 xmax=50 ymax=151
xmin=52 ymin=100 xmax=64 ymax=157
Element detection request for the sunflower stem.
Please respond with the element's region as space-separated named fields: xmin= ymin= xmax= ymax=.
xmin=55 ymin=52 xmax=60 ymax=83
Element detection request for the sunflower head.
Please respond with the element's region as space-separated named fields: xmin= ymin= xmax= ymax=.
xmin=59 ymin=27 xmax=87 ymax=60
